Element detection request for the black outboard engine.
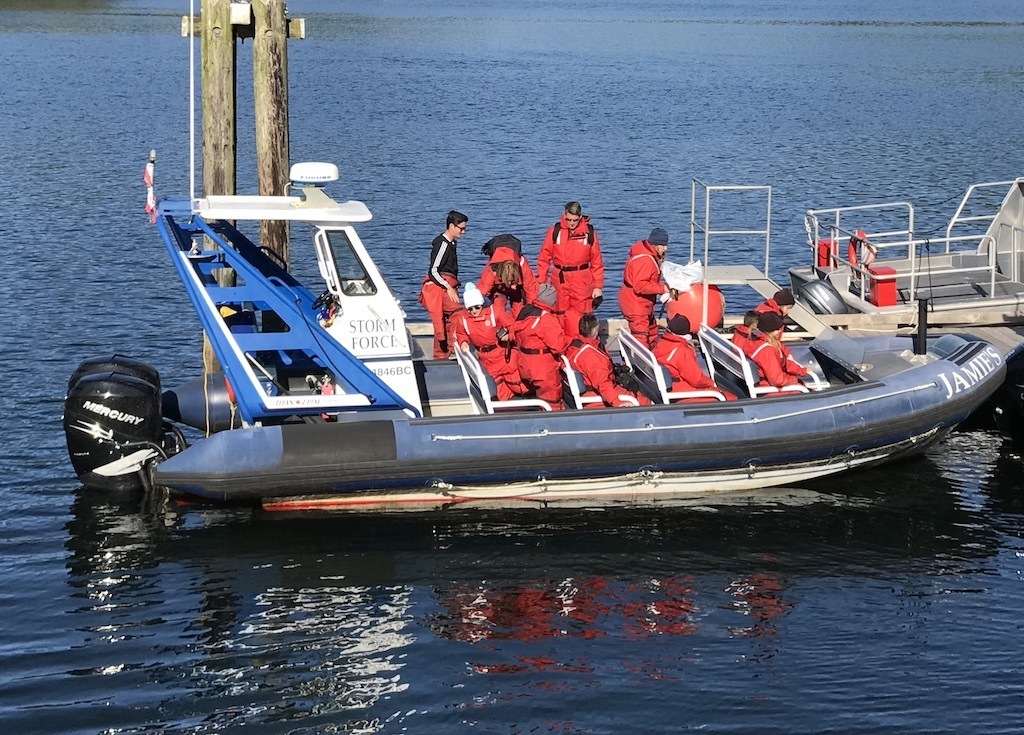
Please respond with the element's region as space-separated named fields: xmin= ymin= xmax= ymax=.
xmin=796 ymin=278 xmax=852 ymax=315
xmin=64 ymin=355 xmax=169 ymax=492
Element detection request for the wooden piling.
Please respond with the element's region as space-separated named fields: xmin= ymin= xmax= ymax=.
xmin=182 ymin=0 xmax=305 ymax=383
xmin=253 ymin=0 xmax=291 ymax=266
xmin=200 ymin=0 xmax=236 ymax=377
xmin=200 ymin=0 xmax=236 ymax=203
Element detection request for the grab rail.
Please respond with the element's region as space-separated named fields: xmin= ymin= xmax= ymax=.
xmin=805 ymin=201 xmax=1008 ymax=305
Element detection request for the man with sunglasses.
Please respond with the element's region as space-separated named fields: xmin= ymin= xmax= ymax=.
xmin=419 ymin=210 xmax=469 ymax=359
xmin=537 ymin=200 xmax=605 ymax=338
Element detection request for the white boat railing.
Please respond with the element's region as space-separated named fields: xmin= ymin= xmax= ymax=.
xmin=945 ymin=179 xmax=1024 ymax=284
xmin=690 ymin=180 xmax=772 ymax=274
xmin=805 ymin=183 xmax=1023 ymax=305
xmin=944 ymin=179 xmax=1023 ymax=242
xmin=689 ymin=180 xmax=772 ymax=326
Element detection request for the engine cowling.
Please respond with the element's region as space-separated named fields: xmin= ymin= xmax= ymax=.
xmin=64 ymin=357 xmax=165 ymax=492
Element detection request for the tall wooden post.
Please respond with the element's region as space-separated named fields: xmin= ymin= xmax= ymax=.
xmin=200 ymin=0 xmax=236 ymax=376
xmin=201 ymin=0 xmax=236 ymax=203
xmin=252 ymin=0 xmax=291 ymax=266
xmin=182 ymin=0 xmax=305 ymax=382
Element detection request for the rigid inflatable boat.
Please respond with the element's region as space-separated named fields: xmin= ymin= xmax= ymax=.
xmin=63 ymin=166 xmax=1006 ymax=511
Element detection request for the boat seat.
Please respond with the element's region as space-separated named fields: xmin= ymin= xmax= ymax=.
xmin=697 ymin=326 xmax=819 ymax=398
xmin=453 ymin=346 xmax=553 ymax=415
xmin=560 ymin=356 xmax=605 ymax=409
xmin=560 ymin=356 xmax=640 ymax=409
xmin=618 ymin=331 xmax=727 ymax=404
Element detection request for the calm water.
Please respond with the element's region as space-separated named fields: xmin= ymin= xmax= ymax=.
xmin=3 ymin=1 xmax=1024 ymax=732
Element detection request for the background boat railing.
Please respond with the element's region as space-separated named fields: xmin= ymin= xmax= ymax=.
xmin=944 ymin=178 xmax=1024 ymax=242
xmin=807 ymin=179 xmax=1024 ymax=305
xmin=805 ymin=198 xmax=1015 ymax=304
xmin=689 ymin=179 xmax=773 ymax=327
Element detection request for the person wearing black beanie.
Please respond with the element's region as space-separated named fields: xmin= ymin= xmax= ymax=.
xmin=749 ymin=311 xmax=810 ymax=389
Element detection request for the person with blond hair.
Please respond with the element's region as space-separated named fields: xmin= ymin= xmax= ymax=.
xmin=749 ymin=311 xmax=809 ymax=388
xmin=477 ymin=233 xmax=538 ymax=318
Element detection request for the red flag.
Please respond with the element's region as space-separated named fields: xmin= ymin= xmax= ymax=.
xmin=144 ymin=150 xmax=156 ymax=224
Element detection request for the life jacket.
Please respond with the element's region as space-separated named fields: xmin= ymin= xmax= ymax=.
xmin=550 ymin=222 xmax=595 ymax=246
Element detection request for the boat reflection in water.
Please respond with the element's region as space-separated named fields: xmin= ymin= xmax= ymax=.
xmin=60 ymin=433 xmax=1016 ymax=731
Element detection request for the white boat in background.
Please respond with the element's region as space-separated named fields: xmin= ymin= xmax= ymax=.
xmin=789 ymin=178 xmax=1024 ymax=329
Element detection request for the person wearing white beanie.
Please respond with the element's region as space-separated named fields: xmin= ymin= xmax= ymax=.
xmin=450 ymin=283 xmax=529 ymax=401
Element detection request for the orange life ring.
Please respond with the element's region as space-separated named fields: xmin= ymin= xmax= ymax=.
xmin=847 ymin=229 xmax=876 ymax=269
xmin=224 ymin=376 xmax=237 ymax=405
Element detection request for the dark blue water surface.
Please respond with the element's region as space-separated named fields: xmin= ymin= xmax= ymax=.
xmin=2 ymin=1 xmax=1024 ymax=733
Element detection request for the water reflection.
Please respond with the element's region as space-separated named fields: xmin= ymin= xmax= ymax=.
xmin=58 ymin=434 xmax=1018 ymax=731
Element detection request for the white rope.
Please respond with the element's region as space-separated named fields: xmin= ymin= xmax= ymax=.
xmin=430 ymin=382 xmax=938 ymax=442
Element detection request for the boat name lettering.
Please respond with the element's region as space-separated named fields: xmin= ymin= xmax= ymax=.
xmin=82 ymin=400 xmax=146 ymax=426
xmin=350 ymin=334 xmax=403 ymax=350
xmin=373 ymin=365 xmax=412 ymax=377
xmin=349 ymin=318 xmax=396 ymax=333
xmin=937 ymin=345 xmax=1002 ymax=399
xmin=347 ymin=317 xmax=403 ymax=350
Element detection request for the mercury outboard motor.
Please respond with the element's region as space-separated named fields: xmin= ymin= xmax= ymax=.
xmin=796 ymin=278 xmax=852 ymax=315
xmin=64 ymin=355 xmax=172 ymax=492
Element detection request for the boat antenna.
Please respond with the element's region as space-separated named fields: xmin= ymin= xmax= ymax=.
xmin=188 ymin=0 xmax=196 ymax=207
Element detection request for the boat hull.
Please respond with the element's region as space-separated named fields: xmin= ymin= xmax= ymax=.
xmin=155 ymin=342 xmax=1003 ymax=509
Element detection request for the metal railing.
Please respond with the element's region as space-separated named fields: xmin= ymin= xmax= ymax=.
xmin=804 ymin=182 xmax=1023 ymax=306
xmin=689 ymin=179 xmax=772 ymax=327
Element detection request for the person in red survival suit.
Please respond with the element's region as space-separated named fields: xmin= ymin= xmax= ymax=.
xmin=537 ymin=201 xmax=605 ymax=338
xmin=419 ymin=210 xmax=468 ymax=359
xmin=567 ymin=313 xmax=652 ymax=408
xmin=754 ymin=288 xmax=795 ymax=319
xmin=749 ymin=311 xmax=810 ymax=390
xmin=450 ymin=283 xmax=529 ymax=401
xmin=618 ymin=227 xmax=672 ymax=347
xmin=511 ymin=284 xmax=570 ymax=409
xmin=653 ymin=314 xmax=735 ymax=402
xmin=731 ymin=310 xmax=762 ymax=356
xmin=477 ymin=234 xmax=539 ymax=318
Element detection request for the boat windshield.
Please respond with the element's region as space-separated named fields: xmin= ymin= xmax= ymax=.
xmin=322 ymin=229 xmax=377 ymax=296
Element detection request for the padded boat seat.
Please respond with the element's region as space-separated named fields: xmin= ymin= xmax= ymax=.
xmin=454 ymin=346 xmax=552 ymax=414
xmin=618 ymin=331 xmax=726 ymax=404
xmin=560 ymin=356 xmax=640 ymax=409
xmin=697 ymin=326 xmax=818 ymax=398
